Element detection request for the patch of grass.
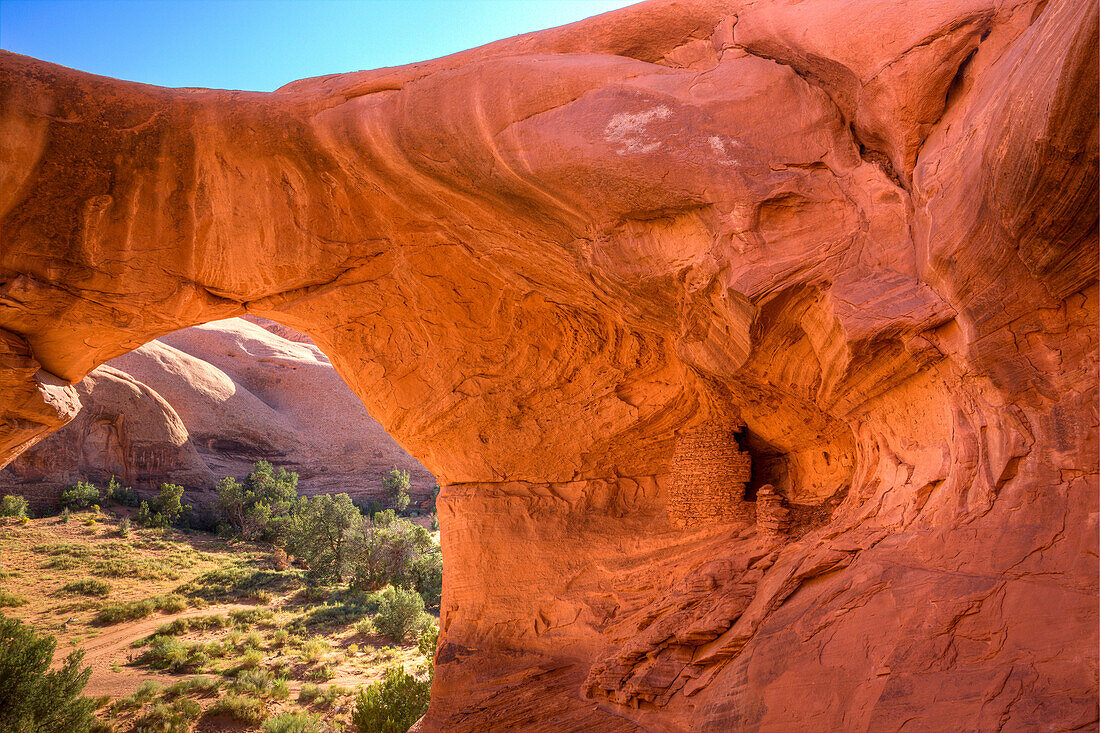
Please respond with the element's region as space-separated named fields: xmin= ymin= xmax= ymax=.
xmin=33 ymin=541 xmax=95 ymax=558
xmin=136 ymin=636 xmax=227 ymax=673
xmin=93 ymin=593 xmax=189 ymax=625
xmin=162 ymin=676 xmax=222 ymax=698
xmin=0 ymin=589 xmax=28 ymax=607
xmin=230 ymin=607 xmax=277 ymax=627
xmin=180 ymin=565 xmax=304 ymax=603
xmin=238 ymin=649 xmax=264 ymax=670
xmin=60 ymin=577 xmax=111 ymax=597
xmin=132 ymin=698 xmax=201 ymax=733
xmin=262 ymin=711 xmax=326 ymax=733
xmin=147 ymin=613 xmax=230 ymax=639
xmin=209 ymin=693 xmax=267 ymax=724
xmin=299 ymin=683 xmax=348 ymax=708
xmin=304 ymin=664 xmax=335 ymax=682
xmin=298 ymin=636 xmax=329 ymax=664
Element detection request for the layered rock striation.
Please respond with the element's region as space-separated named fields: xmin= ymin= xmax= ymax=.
xmin=0 ymin=317 xmax=435 ymax=507
xmin=0 ymin=0 xmax=1096 ymax=730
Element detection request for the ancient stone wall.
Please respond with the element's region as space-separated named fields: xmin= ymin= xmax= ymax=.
xmin=667 ymin=419 xmax=752 ymax=526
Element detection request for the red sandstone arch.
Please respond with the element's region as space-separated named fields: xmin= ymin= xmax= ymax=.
xmin=1 ymin=0 xmax=1096 ymax=729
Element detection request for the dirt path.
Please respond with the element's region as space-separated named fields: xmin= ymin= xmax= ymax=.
xmin=57 ymin=603 xmax=255 ymax=698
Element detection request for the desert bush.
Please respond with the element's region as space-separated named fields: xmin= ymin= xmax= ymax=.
xmin=103 ymin=477 xmax=139 ymax=507
xmin=287 ymin=493 xmax=361 ymax=582
xmin=298 ymin=636 xmax=329 ymax=664
xmin=217 ymin=461 xmax=305 ymax=542
xmin=0 ymin=590 xmax=28 ymax=608
xmin=0 ymin=494 xmax=29 ymax=518
xmin=347 ymin=516 xmax=434 ymax=592
xmin=135 ymin=482 xmax=190 ymax=528
xmin=230 ymin=607 xmax=276 ymax=627
xmin=117 ymin=518 xmax=131 ymax=538
xmin=430 ymin=512 xmax=440 ymax=532
xmin=210 ymin=693 xmax=267 ymax=724
xmin=60 ymin=481 xmax=100 ymax=510
xmin=263 ymin=711 xmax=326 ymax=733
xmin=238 ymin=649 xmax=264 ymax=670
xmin=383 ymin=468 xmax=412 ymax=514
xmin=162 ymin=676 xmax=221 ymax=698
xmin=374 ymin=586 xmax=428 ymax=642
xmin=418 ymin=622 xmax=439 ymax=680
xmin=305 ymin=664 xmax=335 ymax=682
xmin=131 ymin=698 xmax=200 ymax=733
xmin=229 ymin=668 xmax=275 ymax=695
xmin=60 ymin=578 xmax=111 ymax=597
xmin=408 ymin=550 xmax=443 ymax=607
xmin=351 ymin=666 xmax=430 ymax=733
xmin=59 ymin=507 xmax=71 ymax=524
xmin=0 ymin=614 xmax=98 ymax=733
xmin=135 ymin=636 xmax=223 ymax=673
xmin=298 ymin=682 xmax=323 ymax=704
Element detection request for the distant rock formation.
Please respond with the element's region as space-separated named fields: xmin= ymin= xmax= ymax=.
xmin=0 ymin=318 xmax=435 ymax=507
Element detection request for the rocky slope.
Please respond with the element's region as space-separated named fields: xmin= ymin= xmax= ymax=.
xmin=0 ymin=0 xmax=1096 ymax=730
xmin=0 ymin=318 xmax=435 ymax=507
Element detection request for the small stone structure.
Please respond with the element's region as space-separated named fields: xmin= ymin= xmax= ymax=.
xmin=755 ymin=484 xmax=791 ymax=535
xmin=667 ymin=417 xmax=752 ymax=527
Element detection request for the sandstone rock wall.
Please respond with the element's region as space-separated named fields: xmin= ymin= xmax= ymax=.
xmin=0 ymin=0 xmax=1096 ymax=730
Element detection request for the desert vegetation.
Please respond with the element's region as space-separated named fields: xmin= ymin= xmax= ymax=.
xmin=0 ymin=463 xmax=440 ymax=732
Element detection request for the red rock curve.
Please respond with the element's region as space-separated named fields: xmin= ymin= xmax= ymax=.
xmin=0 ymin=0 xmax=1096 ymax=730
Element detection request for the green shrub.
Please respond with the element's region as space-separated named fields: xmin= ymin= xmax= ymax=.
xmin=271 ymin=677 xmax=290 ymax=701
xmin=305 ymin=664 xmax=335 ymax=682
xmin=1 ymin=494 xmax=29 ymax=518
xmin=162 ymin=676 xmax=221 ymax=698
xmin=383 ymin=469 xmax=412 ymax=513
xmin=229 ymin=607 xmax=276 ymax=627
xmin=135 ymin=482 xmax=190 ymax=528
xmin=210 ymin=693 xmax=267 ymax=724
xmin=0 ymin=590 xmax=28 ymax=608
xmin=135 ymin=636 xmax=225 ymax=673
xmin=60 ymin=481 xmax=100 ymax=510
xmin=409 ymin=551 xmax=443 ymax=607
xmin=216 ymin=461 xmax=305 ymax=542
xmin=374 ymin=586 xmax=428 ymax=642
xmin=418 ymin=624 xmax=438 ymax=665
xmin=351 ymin=666 xmax=430 ymax=733
xmin=59 ymin=507 xmax=71 ymax=524
xmin=429 ymin=512 xmax=440 ymax=532
xmin=262 ymin=711 xmax=326 ymax=733
xmin=287 ymin=493 xmax=361 ymax=582
xmin=131 ymin=698 xmax=200 ymax=733
xmin=230 ymin=669 xmax=274 ymax=696
xmin=238 ymin=649 xmax=264 ymax=670
xmin=298 ymin=682 xmax=323 ymax=704
xmin=0 ymin=614 xmax=98 ymax=732
xmin=117 ymin=518 xmax=131 ymax=538
xmin=298 ymin=636 xmax=329 ymax=664
xmin=104 ymin=477 xmax=139 ymax=507
xmin=60 ymin=578 xmax=111 ymax=597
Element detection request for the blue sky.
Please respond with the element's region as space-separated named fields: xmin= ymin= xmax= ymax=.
xmin=0 ymin=0 xmax=637 ymax=91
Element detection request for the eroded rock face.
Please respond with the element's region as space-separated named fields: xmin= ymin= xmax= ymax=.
xmin=0 ymin=0 xmax=1096 ymax=729
xmin=0 ymin=318 xmax=435 ymax=507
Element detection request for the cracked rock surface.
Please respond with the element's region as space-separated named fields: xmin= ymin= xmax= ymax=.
xmin=0 ymin=0 xmax=1096 ymax=730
